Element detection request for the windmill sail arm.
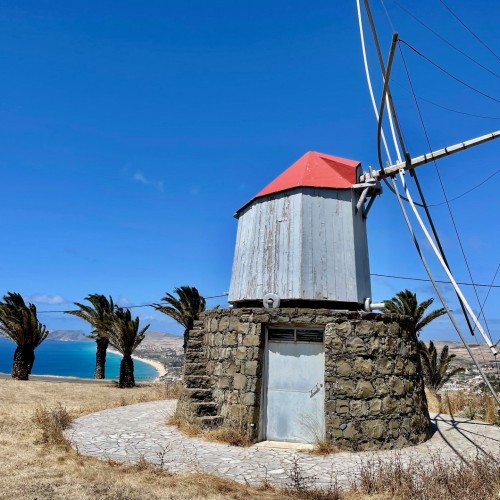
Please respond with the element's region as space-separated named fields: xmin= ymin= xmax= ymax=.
xmin=361 ymin=130 xmax=500 ymax=181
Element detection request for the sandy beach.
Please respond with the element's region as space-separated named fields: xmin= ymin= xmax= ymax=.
xmin=107 ymin=348 xmax=167 ymax=380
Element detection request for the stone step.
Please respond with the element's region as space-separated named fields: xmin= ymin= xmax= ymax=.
xmin=191 ymin=402 xmax=218 ymax=416
xmin=184 ymin=375 xmax=211 ymax=389
xmin=183 ymin=363 xmax=208 ymax=376
xmin=184 ymin=388 xmax=213 ymax=401
xmin=199 ymin=415 xmax=224 ymax=428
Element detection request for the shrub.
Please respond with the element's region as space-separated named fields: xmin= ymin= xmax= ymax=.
xmin=352 ymin=453 xmax=500 ymax=500
xmin=167 ymin=412 xmax=201 ymax=437
xmin=426 ymin=389 xmax=500 ymax=425
xmin=204 ymin=425 xmax=250 ymax=447
xmin=32 ymin=403 xmax=73 ymax=447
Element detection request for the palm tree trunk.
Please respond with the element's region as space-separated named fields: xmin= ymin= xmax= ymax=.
xmin=27 ymin=350 xmax=35 ymax=374
xmin=118 ymin=354 xmax=135 ymax=388
xmin=94 ymin=337 xmax=109 ymax=379
xmin=12 ymin=346 xmax=33 ymax=380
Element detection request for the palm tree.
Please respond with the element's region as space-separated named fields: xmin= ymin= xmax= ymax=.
xmin=0 ymin=292 xmax=49 ymax=380
xmin=65 ymin=294 xmax=115 ymax=379
xmin=107 ymin=307 xmax=149 ymax=388
xmin=418 ymin=341 xmax=464 ymax=392
xmin=153 ymin=286 xmax=206 ymax=352
xmin=384 ymin=289 xmax=446 ymax=337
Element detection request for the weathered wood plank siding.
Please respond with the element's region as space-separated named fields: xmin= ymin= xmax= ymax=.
xmin=228 ymin=187 xmax=371 ymax=305
xmin=352 ymin=191 xmax=372 ymax=301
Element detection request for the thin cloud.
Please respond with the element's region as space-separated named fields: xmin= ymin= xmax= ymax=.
xmin=133 ymin=171 xmax=149 ymax=185
xmin=132 ymin=171 xmax=164 ymax=192
xmin=28 ymin=294 xmax=67 ymax=305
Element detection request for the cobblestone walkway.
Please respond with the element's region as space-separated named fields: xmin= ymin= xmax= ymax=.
xmin=66 ymin=400 xmax=500 ymax=487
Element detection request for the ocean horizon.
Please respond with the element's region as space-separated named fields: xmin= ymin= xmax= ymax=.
xmin=0 ymin=337 xmax=158 ymax=380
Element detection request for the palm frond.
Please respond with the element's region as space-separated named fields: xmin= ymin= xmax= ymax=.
xmin=416 ymin=308 xmax=446 ymax=333
xmin=0 ymin=292 xmax=49 ymax=348
xmin=385 ymin=289 xmax=446 ymax=337
xmin=153 ymin=285 xmax=206 ymax=331
xmin=65 ymin=294 xmax=115 ymax=338
xmin=107 ymin=307 xmax=149 ymax=356
xmin=418 ymin=340 xmax=464 ymax=391
xmin=438 ymin=367 xmax=465 ymax=389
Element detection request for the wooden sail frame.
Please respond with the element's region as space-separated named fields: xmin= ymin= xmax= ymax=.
xmin=357 ymin=0 xmax=500 ymax=406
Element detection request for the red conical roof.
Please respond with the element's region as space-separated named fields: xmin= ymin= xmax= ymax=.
xmin=238 ymin=151 xmax=360 ymax=213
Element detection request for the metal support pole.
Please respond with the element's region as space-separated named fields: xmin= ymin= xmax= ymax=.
xmin=361 ymin=130 xmax=500 ymax=182
xmin=377 ymin=33 xmax=399 ymax=174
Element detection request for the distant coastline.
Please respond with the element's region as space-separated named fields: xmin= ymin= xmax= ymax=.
xmin=1 ymin=330 xmax=180 ymax=381
xmin=0 ymin=338 xmax=159 ymax=380
xmin=107 ymin=348 xmax=167 ymax=380
xmin=47 ymin=330 xmax=92 ymax=342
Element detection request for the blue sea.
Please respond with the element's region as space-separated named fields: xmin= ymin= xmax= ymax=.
xmin=0 ymin=337 xmax=158 ymax=380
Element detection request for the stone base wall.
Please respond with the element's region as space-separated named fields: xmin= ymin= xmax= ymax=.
xmin=203 ymin=309 xmax=265 ymax=440
xmin=175 ymin=321 xmax=224 ymax=427
xmin=195 ymin=307 xmax=432 ymax=450
xmin=324 ymin=315 xmax=432 ymax=450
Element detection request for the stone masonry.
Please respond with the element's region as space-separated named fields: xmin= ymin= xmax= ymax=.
xmin=323 ymin=314 xmax=431 ymax=450
xmin=176 ymin=307 xmax=432 ymax=451
xmin=175 ymin=320 xmax=224 ymax=428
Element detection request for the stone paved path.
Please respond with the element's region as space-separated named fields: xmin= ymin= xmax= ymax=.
xmin=66 ymin=400 xmax=500 ymax=487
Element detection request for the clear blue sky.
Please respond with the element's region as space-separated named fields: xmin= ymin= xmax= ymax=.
xmin=0 ymin=1 xmax=498 ymax=342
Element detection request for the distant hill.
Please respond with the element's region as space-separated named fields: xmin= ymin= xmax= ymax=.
xmin=47 ymin=330 xmax=91 ymax=342
xmin=144 ymin=330 xmax=181 ymax=341
xmin=139 ymin=330 xmax=183 ymax=354
xmin=46 ymin=329 xmax=183 ymax=353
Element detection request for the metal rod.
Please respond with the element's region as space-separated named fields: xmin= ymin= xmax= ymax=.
xmin=363 ymin=0 xmax=408 ymax=159
xmin=377 ymin=33 xmax=399 ymax=172
xmin=356 ymin=187 xmax=370 ymax=213
xmin=391 ymin=175 xmax=500 ymax=406
xmin=362 ymin=130 xmax=500 ymax=181
xmin=397 ymin=167 xmax=498 ymax=357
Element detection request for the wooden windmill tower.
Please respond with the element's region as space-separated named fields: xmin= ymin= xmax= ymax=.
xmin=228 ymin=132 xmax=499 ymax=316
xmin=228 ymin=151 xmax=379 ymax=310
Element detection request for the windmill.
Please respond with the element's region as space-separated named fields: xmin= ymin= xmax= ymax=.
xmin=178 ymin=1 xmax=499 ymax=447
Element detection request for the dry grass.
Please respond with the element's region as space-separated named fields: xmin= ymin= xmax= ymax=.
xmin=0 ymin=378 xmax=286 ymax=500
xmin=426 ymin=389 xmax=500 ymax=424
xmin=168 ymin=412 xmax=251 ymax=446
xmin=167 ymin=412 xmax=202 ymax=437
xmin=311 ymin=438 xmax=340 ymax=456
xmin=280 ymin=453 xmax=500 ymax=500
xmin=351 ymin=453 xmax=500 ymax=500
xmin=32 ymin=403 xmax=73 ymax=447
xmin=2 ymin=378 xmax=498 ymax=500
xmin=204 ymin=425 xmax=251 ymax=447
xmin=170 ymin=414 xmax=335 ymax=452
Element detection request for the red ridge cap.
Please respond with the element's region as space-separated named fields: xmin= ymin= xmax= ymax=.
xmin=237 ymin=151 xmax=360 ymax=214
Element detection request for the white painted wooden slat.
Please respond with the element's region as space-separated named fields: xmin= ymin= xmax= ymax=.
xmin=290 ymin=193 xmax=303 ymax=298
xmin=228 ymin=187 xmax=371 ymax=305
